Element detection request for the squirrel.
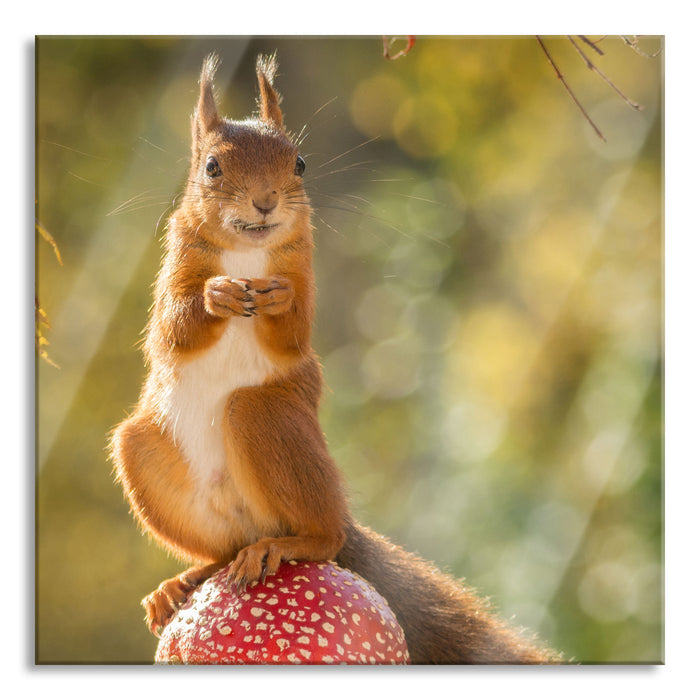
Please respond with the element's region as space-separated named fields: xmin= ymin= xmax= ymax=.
xmin=110 ymin=53 xmax=560 ymax=664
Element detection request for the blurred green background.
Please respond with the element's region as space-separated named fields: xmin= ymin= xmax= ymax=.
xmin=35 ymin=36 xmax=663 ymax=664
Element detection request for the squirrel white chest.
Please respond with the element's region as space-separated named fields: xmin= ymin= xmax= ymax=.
xmin=160 ymin=247 xmax=277 ymax=489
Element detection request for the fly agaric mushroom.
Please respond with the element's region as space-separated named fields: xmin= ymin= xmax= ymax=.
xmin=155 ymin=560 xmax=410 ymax=665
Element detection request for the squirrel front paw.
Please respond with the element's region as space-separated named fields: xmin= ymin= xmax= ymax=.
xmin=242 ymin=277 xmax=294 ymax=316
xmin=204 ymin=276 xmax=293 ymax=318
xmin=204 ymin=276 xmax=256 ymax=317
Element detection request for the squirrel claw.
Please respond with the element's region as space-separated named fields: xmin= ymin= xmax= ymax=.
xmin=232 ymin=278 xmax=251 ymax=292
xmin=225 ymin=564 xmax=248 ymax=595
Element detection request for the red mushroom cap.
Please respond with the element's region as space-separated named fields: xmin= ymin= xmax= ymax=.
xmin=155 ymin=560 xmax=410 ymax=665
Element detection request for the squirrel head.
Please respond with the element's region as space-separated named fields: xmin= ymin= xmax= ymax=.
xmin=185 ymin=53 xmax=310 ymax=250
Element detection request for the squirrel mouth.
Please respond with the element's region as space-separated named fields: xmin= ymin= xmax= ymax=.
xmin=232 ymin=219 xmax=279 ymax=235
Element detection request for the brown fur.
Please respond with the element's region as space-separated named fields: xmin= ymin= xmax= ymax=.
xmin=110 ymin=53 xmax=560 ymax=663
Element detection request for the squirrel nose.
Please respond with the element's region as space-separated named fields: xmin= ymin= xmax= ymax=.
xmin=252 ymin=191 xmax=279 ymax=216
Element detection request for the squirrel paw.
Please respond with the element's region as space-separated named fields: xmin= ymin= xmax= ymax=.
xmin=142 ymin=575 xmax=197 ymax=637
xmin=225 ymin=539 xmax=285 ymax=594
xmin=239 ymin=277 xmax=294 ymax=317
xmin=236 ymin=276 xmax=294 ymax=316
xmin=204 ymin=276 xmax=293 ymax=317
xmin=203 ymin=276 xmax=257 ymax=318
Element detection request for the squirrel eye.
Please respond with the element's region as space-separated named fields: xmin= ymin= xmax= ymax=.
xmin=294 ymin=154 xmax=306 ymax=177
xmin=205 ymin=156 xmax=222 ymax=177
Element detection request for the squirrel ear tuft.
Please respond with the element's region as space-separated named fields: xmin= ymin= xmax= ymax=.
xmin=256 ymin=53 xmax=284 ymax=129
xmin=194 ymin=53 xmax=220 ymax=135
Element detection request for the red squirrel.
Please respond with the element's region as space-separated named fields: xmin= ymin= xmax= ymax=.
xmin=110 ymin=53 xmax=560 ymax=664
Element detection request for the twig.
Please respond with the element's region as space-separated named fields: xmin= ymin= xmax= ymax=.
xmin=35 ymin=220 xmax=62 ymax=368
xmin=621 ymin=35 xmax=662 ymax=58
xmin=36 ymin=220 xmax=63 ymax=265
xmin=35 ymin=298 xmax=60 ymax=369
xmin=536 ymin=36 xmax=607 ymax=142
xmin=577 ymin=35 xmax=605 ymax=56
xmin=568 ymin=35 xmax=643 ymax=111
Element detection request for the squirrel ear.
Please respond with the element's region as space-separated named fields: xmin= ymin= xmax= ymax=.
xmin=256 ymin=54 xmax=284 ymax=129
xmin=193 ymin=53 xmax=220 ymax=139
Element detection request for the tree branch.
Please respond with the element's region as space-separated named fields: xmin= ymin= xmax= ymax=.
xmin=536 ymin=35 xmax=607 ymax=142
xmin=568 ymin=35 xmax=642 ymax=111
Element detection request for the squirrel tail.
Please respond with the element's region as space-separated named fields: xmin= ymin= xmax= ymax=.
xmin=336 ymin=519 xmax=561 ymax=664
